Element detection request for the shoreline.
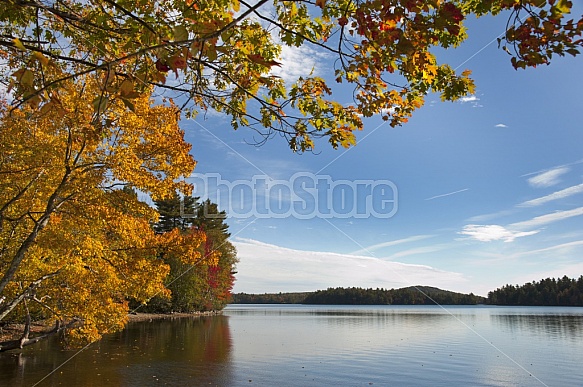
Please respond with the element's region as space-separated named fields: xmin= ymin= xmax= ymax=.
xmin=0 ymin=311 xmax=222 ymax=343
xmin=127 ymin=310 xmax=222 ymax=322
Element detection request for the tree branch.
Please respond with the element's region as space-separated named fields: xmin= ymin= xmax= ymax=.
xmin=0 ymin=269 xmax=61 ymax=322
xmin=0 ymin=319 xmax=78 ymax=352
xmin=101 ymin=0 xmax=159 ymax=36
xmin=241 ymin=0 xmax=343 ymax=56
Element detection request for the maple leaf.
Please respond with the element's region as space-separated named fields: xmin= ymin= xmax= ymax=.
xmin=247 ymin=54 xmax=282 ymax=68
xmin=168 ymin=55 xmax=188 ymax=77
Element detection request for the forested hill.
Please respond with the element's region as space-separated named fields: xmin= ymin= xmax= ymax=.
xmin=487 ymin=276 xmax=583 ymax=306
xmin=231 ymin=286 xmax=484 ymax=305
xmin=304 ymin=286 xmax=484 ymax=305
xmin=232 ymin=276 xmax=583 ymax=306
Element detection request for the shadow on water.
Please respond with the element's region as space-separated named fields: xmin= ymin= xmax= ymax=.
xmin=0 ymin=315 xmax=233 ymax=386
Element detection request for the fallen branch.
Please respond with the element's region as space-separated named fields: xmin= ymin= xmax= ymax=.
xmin=0 ymin=319 xmax=78 ymax=352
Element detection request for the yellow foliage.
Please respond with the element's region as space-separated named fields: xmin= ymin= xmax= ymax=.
xmin=0 ymin=73 xmax=196 ymax=346
xmin=157 ymin=228 xmax=207 ymax=266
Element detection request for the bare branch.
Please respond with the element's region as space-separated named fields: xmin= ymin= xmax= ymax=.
xmin=0 ymin=269 xmax=62 ymax=322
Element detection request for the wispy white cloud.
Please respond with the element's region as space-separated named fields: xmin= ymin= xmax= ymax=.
xmin=494 ymin=123 xmax=508 ymax=128
xmin=510 ymin=240 xmax=583 ymax=259
xmin=521 ymin=159 xmax=583 ymax=179
xmin=231 ymin=238 xmax=468 ymax=293
xmin=510 ymin=206 xmax=583 ymax=230
xmin=425 ymin=188 xmax=469 ymax=201
xmin=518 ymin=183 xmax=583 ymax=207
xmin=270 ymin=44 xmax=329 ymax=84
xmin=458 ymin=224 xmax=538 ymax=243
xmin=462 ymin=206 xmax=583 ymax=242
xmin=388 ymin=244 xmax=451 ymax=259
xmin=466 ymin=209 xmax=516 ymax=223
xmin=459 ymin=95 xmax=479 ymax=103
xmin=350 ymin=235 xmax=434 ymax=256
xmin=458 ymin=95 xmax=482 ymax=107
xmin=526 ymin=166 xmax=569 ymax=188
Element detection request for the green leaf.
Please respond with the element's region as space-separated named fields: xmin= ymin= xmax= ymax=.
xmin=173 ymin=25 xmax=189 ymax=42
xmin=206 ymin=46 xmax=217 ymax=61
xmin=121 ymin=97 xmax=136 ymax=112
xmin=20 ymin=69 xmax=34 ymax=86
xmin=566 ymin=48 xmax=579 ymax=56
xmin=92 ymin=96 xmax=108 ymax=113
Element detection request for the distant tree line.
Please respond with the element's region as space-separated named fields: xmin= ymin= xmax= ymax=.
xmin=304 ymin=286 xmax=484 ymax=305
xmin=486 ymin=276 xmax=583 ymax=306
xmin=232 ymin=286 xmax=484 ymax=305
xmin=232 ymin=276 xmax=583 ymax=306
xmin=231 ymin=292 xmax=310 ymax=304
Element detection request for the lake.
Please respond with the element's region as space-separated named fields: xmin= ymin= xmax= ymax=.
xmin=1 ymin=305 xmax=582 ymax=386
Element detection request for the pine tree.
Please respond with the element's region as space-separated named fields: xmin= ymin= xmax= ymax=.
xmin=148 ymin=196 xmax=237 ymax=312
xmin=153 ymin=193 xmax=199 ymax=233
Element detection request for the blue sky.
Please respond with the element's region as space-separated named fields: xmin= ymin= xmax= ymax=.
xmin=181 ymin=6 xmax=583 ymax=296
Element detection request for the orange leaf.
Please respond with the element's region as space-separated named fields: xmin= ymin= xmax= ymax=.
xmin=247 ymin=54 xmax=282 ymax=68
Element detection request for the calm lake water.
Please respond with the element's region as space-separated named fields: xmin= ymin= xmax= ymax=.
xmin=1 ymin=305 xmax=583 ymax=386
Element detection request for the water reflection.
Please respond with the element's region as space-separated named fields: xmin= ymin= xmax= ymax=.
xmin=0 ymin=315 xmax=232 ymax=386
xmin=490 ymin=312 xmax=583 ymax=342
xmin=2 ymin=306 xmax=583 ymax=386
xmin=227 ymin=304 xmax=475 ymax=337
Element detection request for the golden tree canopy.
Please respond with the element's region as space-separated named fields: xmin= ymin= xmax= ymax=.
xmin=0 ymin=75 xmax=205 ymax=349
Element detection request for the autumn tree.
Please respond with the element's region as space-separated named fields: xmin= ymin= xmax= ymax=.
xmin=146 ymin=196 xmax=237 ymax=313
xmin=1 ymin=1 xmax=581 ymax=152
xmin=194 ymin=199 xmax=238 ymax=311
xmin=0 ymin=0 xmax=581 ymax=350
xmin=0 ymin=73 xmax=203 ymax=351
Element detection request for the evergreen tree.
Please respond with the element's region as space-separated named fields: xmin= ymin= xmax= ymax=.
xmin=145 ymin=195 xmax=237 ymax=313
xmin=153 ymin=193 xmax=199 ymax=233
xmin=487 ymin=276 xmax=583 ymax=306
